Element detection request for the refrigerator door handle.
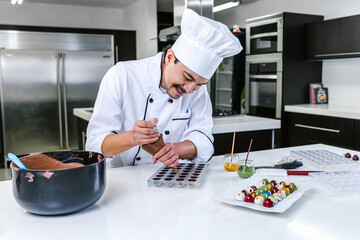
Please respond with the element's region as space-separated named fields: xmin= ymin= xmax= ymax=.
xmin=115 ymin=45 xmax=119 ymax=63
xmin=56 ymin=52 xmax=64 ymax=149
xmin=61 ymin=53 xmax=70 ymax=149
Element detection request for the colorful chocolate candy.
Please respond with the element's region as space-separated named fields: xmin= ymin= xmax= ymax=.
xmin=235 ymin=178 xmax=298 ymax=208
xmin=254 ymin=196 xmax=264 ymax=205
xmin=235 ymin=192 xmax=246 ymax=201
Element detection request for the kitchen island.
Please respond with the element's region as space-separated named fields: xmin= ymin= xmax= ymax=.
xmin=73 ymin=108 xmax=281 ymax=154
xmin=1 ymin=144 xmax=359 ymax=240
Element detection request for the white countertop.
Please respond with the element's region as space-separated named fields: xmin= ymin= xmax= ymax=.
xmin=1 ymin=144 xmax=360 ymax=240
xmin=73 ymin=108 xmax=281 ymax=134
xmin=212 ymin=115 xmax=280 ymax=134
xmin=285 ymin=103 xmax=360 ymax=120
xmin=73 ymin=107 xmax=93 ymax=121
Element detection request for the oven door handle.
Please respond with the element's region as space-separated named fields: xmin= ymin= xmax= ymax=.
xmin=250 ymin=32 xmax=278 ymax=39
xmin=249 ymin=74 xmax=277 ymax=79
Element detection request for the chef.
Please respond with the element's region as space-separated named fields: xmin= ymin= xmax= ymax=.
xmin=86 ymin=9 xmax=242 ymax=168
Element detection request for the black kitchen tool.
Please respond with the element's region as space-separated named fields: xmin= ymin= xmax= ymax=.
xmin=255 ymin=160 xmax=303 ymax=170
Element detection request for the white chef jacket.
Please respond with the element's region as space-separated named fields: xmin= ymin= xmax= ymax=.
xmin=85 ymin=52 xmax=214 ymax=167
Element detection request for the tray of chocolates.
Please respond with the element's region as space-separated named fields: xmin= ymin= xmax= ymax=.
xmin=291 ymin=150 xmax=360 ymax=171
xmin=148 ymin=163 xmax=208 ymax=189
xmin=216 ymin=173 xmax=310 ymax=213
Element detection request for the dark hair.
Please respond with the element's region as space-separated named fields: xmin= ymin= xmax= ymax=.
xmin=162 ymin=45 xmax=179 ymax=63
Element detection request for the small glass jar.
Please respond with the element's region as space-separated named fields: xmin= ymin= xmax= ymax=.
xmin=223 ymin=153 xmax=240 ymax=171
xmin=237 ymin=159 xmax=255 ymax=179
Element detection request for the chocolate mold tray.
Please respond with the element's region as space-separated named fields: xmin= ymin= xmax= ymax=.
xmin=291 ymin=149 xmax=360 ymax=171
xmin=309 ymin=170 xmax=360 ymax=196
xmin=148 ymin=163 xmax=209 ymax=189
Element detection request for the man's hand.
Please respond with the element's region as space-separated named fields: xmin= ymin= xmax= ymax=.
xmin=132 ymin=118 xmax=160 ymax=146
xmin=152 ymin=142 xmax=179 ymax=168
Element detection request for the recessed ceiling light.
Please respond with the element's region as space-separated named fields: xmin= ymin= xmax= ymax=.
xmin=213 ymin=1 xmax=240 ymax=13
xmin=10 ymin=0 xmax=23 ymax=5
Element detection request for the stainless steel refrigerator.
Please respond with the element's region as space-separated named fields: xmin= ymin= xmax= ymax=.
xmin=0 ymin=31 xmax=113 ymax=166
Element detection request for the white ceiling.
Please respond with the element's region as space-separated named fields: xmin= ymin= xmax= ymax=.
xmin=1 ymin=0 xmax=234 ymax=10
xmin=2 ymin=0 xmax=138 ymax=8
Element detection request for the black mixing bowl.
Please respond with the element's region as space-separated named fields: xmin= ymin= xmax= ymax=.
xmin=10 ymin=151 xmax=106 ymax=215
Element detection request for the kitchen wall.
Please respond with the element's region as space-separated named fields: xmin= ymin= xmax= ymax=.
xmin=123 ymin=0 xmax=158 ymax=59
xmin=215 ymin=0 xmax=360 ymax=104
xmin=0 ymin=0 xmax=157 ymax=60
xmin=1 ymin=0 xmax=359 ymax=103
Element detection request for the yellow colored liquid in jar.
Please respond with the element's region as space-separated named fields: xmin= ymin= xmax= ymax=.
xmin=224 ymin=162 xmax=238 ymax=171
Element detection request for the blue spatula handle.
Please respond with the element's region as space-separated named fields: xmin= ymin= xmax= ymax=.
xmin=8 ymin=153 xmax=28 ymax=170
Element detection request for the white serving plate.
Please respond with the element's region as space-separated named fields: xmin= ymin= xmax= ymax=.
xmin=215 ymin=173 xmax=311 ymax=213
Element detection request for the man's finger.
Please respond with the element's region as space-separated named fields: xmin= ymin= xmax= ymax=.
xmin=163 ymin=153 xmax=179 ymax=166
xmin=168 ymin=160 xmax=179 ymax=168
xmin=135 ymin=120 xmax=157 ymax=128
xmin=148 ymin=118 xmax=158 ymax=127
xmin=153 ymin=144 xmax=170 ymax=159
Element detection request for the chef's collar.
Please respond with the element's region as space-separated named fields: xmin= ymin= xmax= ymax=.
xmin=148 ymin=52 xmax=178 ymax=101
xmin=147 ymin=52 xmax=164 ymax=95
xmin=159 ymin=86 xmax=167 ymax=94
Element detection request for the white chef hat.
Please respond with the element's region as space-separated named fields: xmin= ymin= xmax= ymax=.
xmin=171 ymin=9 xmax=243 ymax=79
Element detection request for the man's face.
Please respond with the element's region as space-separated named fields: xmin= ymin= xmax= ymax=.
xmin=161 ymin=49 xmax=209 ymax=99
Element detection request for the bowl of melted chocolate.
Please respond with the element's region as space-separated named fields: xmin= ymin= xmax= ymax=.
xmin=10 ymin=151 xmax=105 ymax=215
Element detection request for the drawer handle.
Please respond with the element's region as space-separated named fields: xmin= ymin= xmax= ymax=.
xmin=315 ymin=52 xmax=360 ymax=58
xmin=294 ymin=124 xmax=340 ymax=133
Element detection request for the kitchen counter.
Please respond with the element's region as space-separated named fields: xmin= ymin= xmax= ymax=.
xmin=73 ymin=108 xmax=281 ymax=134
xmin=1 ymin=144 xmax=360 ymax=240
xmin=73 ymin=107 xmax=93 ymax=121
xmin=212 ymin=115 xmax=280 ymax=134
xmin=285 ymin=103 xmax=360 ymax=120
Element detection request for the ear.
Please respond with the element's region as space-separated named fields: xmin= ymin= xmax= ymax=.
xmin=165 ymin=49 xmax=176 ymax=64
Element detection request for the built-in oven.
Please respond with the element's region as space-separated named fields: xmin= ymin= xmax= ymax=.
xmin=245 ymin=53 xmax=282 ymax=119
xmin=246 ymin=13 xmax=283 ymax=55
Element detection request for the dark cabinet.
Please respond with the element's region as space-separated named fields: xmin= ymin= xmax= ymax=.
xmin=77 ymin=118 xmax=89 ymax=151
xmin=213 ymin=130 xmax=273 ymax=156
xmin=307 ymin=14 xmax=360 ymax=60
xmin=284 ymin=112 xmax=359 ymax=150
xmin=354 ymin=120 xmax=360 ymax=150
xmin=113 ymin=30 xmax=136 ymax=62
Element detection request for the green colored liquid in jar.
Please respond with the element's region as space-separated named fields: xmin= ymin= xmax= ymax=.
xmin=237 ymin=165 xmax=254 ymax=178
